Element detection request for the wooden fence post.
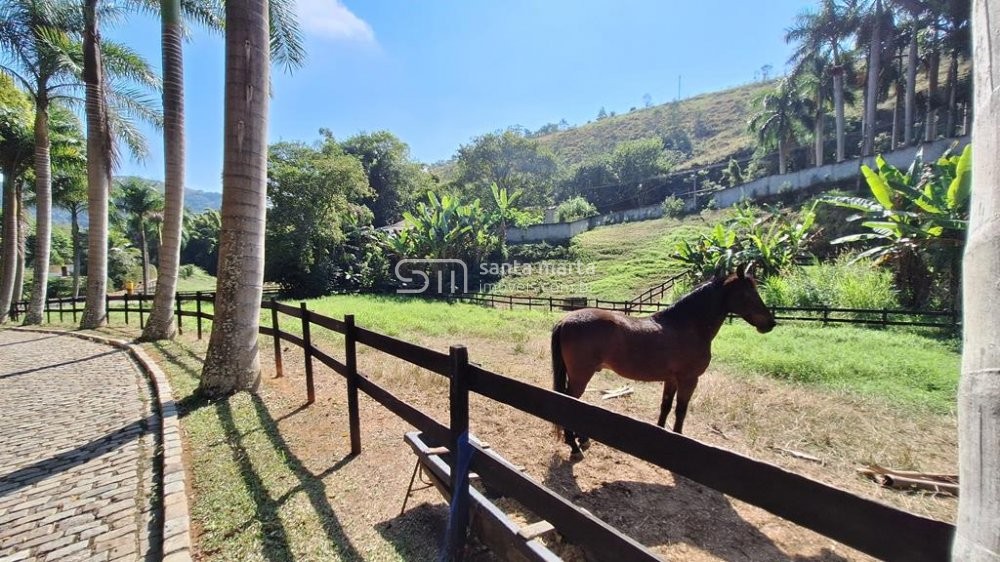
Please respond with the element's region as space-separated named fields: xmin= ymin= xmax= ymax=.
xmin=270 ymin=299 xmax=283 ymax=378
xmin=124 ymin=294 xmax=130 ymax=325
xmin=58 ymin=298 xmax=64 ymax=323
xmin=345 ymin=314 xmax=361 ymax=455
xmin=195 ymin=292 xmax=203 ymax=340
xmin=176 ymin=294 xmax=183 ymax=335
xmin=72 ymin=297 xmax=77 ymax=323
xmin=138 ymin=295 xmax=145 ymax=329
xmin=301 ymin=302 xmax=315 ymax=404
xmin=446 ymin=345 xmax=471 ymax=561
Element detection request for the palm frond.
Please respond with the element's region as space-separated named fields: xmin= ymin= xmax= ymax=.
xmin=101 ymin=40 xmax=161 ymax=91
xmin=269 ymin=0 xmax=305 ymax=72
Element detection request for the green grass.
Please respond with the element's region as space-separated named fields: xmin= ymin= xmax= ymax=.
xmin=712 ymin=322 xmax=959 ymax=413
xmin=286 ymin=294 xmax=959 ymax=413
xmin=145 ymin=339 xmax=371 ymax=561
xmin=492 ymin=212 xmax=718 ymax=300
xmin=175 ymin=267 xmax=217 ymax=292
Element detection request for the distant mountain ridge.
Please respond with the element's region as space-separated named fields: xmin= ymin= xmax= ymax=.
xmin=52 ymin=177 xmax=221 ymax=226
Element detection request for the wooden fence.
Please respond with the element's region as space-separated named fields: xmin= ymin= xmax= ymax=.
xmin=422 ymin=290 xmax=960 ymax=330
xmin=17 ymin=292 xmax=956 ymax=560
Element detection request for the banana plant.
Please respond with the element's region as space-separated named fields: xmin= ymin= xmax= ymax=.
xmin=822 ymin=145 xmax=970 ymax=262
xmin=821 ymin=145 xmax=970 ymax=307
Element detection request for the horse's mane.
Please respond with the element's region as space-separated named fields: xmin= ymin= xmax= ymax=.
xmin=652 ymin=276 xmax=726 ymax=322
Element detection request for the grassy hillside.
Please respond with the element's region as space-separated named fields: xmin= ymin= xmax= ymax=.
xmin=537 ymin=81 xmax=774 ymax=170
xmin=492 ymin=210 xmax=723 ymax=300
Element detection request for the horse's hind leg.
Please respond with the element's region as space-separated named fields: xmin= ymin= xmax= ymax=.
xmin=672 ymin=378 xmax=698 ymax=434
xmin=657 ymin=379 xmax=678 ymax=428
xmin=565 ymin=368 xmax=596 ymax=460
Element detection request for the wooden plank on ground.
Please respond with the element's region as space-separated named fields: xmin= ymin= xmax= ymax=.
xmin=405 ymin=433 xmax=563 ymax=562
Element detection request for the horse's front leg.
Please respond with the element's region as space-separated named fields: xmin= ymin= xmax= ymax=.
xmin=672 ymin=378 xmax=698 ymax=434
xmin=657 ymin=379 xmax=678 ymax=428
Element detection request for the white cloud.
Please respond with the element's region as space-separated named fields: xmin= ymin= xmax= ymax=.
xmin=296 ymin=0 xmax=376 ymax=44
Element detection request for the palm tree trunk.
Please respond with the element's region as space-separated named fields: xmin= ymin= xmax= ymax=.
xmin=200 ymin=0 xmax=270 ymax=396
xmin=892 ymin=81 xmax=902 ymax=150
xmin=954 ymin=2 xmax=1000 ymax=557
xmin=140 ymin=220 xmax=149 ymax=295
xmin=24 ymin=98 xmax=51 ymax=325
xmin=71 ymin=207 xmax=81 ymax=299
xmin=862 ymin=0 xmax=882 ymax=157
xmin=945 ymin=49 xmax=959 ymax=137
xmin=925 ymin=36 xmax=940 ymax=142
xmin=144 ymin=0 xmax=186 ymax=340
xmin=13 ymin=182 xmax=26 ymax=305
xmin=80 ymin=0 xmax=112 ymax=329
xmin=833 ymin=68 xmax=846 ymax=161
xmin=0 ymin=169 xmax=18 ymax=321
xmin=905 ymin=21 xmax=918 ymax=145
xmin=777 ymin=138 xmax=787 ymax=175
xmin=814 ymin=89 xmax=824 ymax=167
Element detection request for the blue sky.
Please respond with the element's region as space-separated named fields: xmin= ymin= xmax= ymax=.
xmin=111 ymin=0 xmax=810 ymax=192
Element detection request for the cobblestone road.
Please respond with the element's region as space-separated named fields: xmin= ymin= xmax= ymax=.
xmin=0 ymin=330 xmax=158 ymax=562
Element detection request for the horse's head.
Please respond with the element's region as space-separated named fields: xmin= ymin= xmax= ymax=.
xmin=722 ymin=266 xmax=776 ymax=333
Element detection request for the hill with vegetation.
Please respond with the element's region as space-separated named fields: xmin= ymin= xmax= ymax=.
xmin=534 ymin=81 xmax=775 ymax=171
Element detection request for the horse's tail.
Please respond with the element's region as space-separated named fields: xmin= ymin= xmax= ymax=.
xmin=551 ymin=322 xmax=567 ymax=439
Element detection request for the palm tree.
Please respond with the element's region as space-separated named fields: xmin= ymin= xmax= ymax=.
xmin=860 ymin=0 xmax=889 ymax=156
xmin=786 ymin=0 xmax=860 ymax=163
xmin=51 ymin=125 xmax=88 ymax=299
xmin=789 ymin=53 xmax=834 ymax=167
xmin=143 ymin=0 xmax=223 ymax=340
xmin=0 ymin=0 xmax=84 ymax=324
xmin=114 ymin=179 xmax=163 ymax=296
xmin=955 ymin=2 xmax=999 ymax=556
xmin=200 ymin=0 xmax=304 ymax=396
xmin=747 ymin=78 xmax=812 ymax=175
xmin=79 ymin=2 xmax=162 ymax=329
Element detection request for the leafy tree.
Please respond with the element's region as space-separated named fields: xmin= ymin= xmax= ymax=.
xmin=180 ymin=209 xmax=220 ymax=275
xmin=452 ymin=129 xmax=560 ymax=207
xmin=264 ymin=139 xmax=372 ymax=297
xmin=1 ymin=0 xmax=82 ymax=324
xmin=822 ymin=145 xmax=970 ymax=308
xmin=340 ymin=129 xmax=432 ymax=226
xmin=0 ymin=74 xmax=34 ymax=320
xmin=611 ymin=137 xmax=671 ymax=184
xmin=52 ymin=149 xmax=88 ymax=299
xmin=560 ymin=156 xmax=616 ymax=200
xmin=201 ymin=0 xmax=306 ymax=397
xmin=597 ymin=107 xmax=608 ymax=120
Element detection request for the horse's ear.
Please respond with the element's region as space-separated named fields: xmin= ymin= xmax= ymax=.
xmin=745 ymin=262 xmax=756 ymax=278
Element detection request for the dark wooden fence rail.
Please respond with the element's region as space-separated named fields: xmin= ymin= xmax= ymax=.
xmin=419 ymin=290 xmax=959 ymax=329
xmin=18 ymin=291 xmax=956 ymax=561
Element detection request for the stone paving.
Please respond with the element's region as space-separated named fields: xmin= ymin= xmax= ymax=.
xmin=0 ymin=330 xmax=158 ymax=562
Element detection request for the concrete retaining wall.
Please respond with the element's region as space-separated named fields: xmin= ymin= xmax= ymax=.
xmin=508 ymin=136 xmax=969 ymax=245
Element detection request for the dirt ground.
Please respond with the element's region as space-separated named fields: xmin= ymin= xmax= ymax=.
xmin=233 ymin=327 xmax=957 ymax=562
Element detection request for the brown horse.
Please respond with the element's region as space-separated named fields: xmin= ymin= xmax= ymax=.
xmin=551 ymin=268 xmax=775 ymax=459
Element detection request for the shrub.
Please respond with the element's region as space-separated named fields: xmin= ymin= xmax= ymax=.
xmin=761 ymin=255 xmax=899 ymax=311
xmin=661 ymin=195 xmax=685 ymax=218
xmin=179 ymin=264 xmax=198 ymax=279
xmin=507 ymin=242 xmax=571 ymax=262
xmin=555 ymin=196 xmax=599 ymax=223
